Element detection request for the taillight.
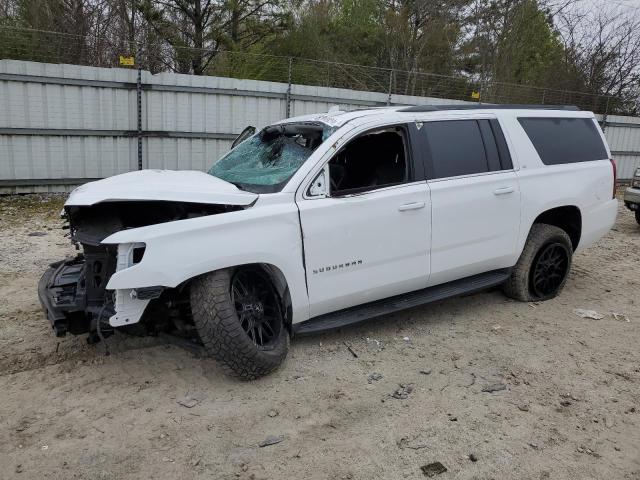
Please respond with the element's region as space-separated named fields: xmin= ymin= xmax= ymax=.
xmin=610 ymin=158 xmax=617 ymax=199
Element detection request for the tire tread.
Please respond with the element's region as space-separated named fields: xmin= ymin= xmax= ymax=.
xmin=503 ymin=223 xmax=573 ymax=302
xmin=190 ymin=268 xmax=289 ymax=380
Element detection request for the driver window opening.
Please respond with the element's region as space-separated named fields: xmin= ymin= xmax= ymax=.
xmin=329 ymin=127 xmax=408 ymax=196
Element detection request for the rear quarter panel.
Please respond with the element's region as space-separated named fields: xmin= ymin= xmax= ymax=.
xmin=500 ymin=112 xmax=617 ymax=254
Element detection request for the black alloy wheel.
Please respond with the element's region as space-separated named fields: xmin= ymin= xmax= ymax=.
xmin=230 ymin=268 xmax=283 ymax=349
xmin=529 ymin=242 xmax=570 ymax=298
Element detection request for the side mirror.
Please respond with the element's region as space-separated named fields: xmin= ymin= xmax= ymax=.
xmin=232 ymin=126 xmax=256 ymax=149
xmin=307 ymin=168 xmax=328 ymax=197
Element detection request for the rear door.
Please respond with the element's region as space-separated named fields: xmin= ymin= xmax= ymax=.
xmin=415 ymin=118 xmax=521 ymax=285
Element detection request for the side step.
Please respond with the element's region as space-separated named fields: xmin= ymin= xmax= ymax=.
xmin=293 ymin=268 xmax=511 ymax=335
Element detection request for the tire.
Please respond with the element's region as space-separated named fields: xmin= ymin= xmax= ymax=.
xmin=503 ymin=224 xmax=573 ymax=302
xmin=635 ymin=209 xmax=640 ymax=225
xmin=190 ymin=267 xmax=289 ymax=379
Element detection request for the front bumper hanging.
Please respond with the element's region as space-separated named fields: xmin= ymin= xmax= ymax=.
xmin=38 ymin=255 xmax=109 ymax=337
xmin=39 ymin=244 xmax=158 ymax=337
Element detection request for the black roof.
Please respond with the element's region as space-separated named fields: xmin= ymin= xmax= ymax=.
xmin=399 ymin=104 xmax=580 ymax=112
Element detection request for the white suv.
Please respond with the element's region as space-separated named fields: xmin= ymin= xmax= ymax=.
xmin=39 ymin=105 xmax=618 ymax=379
xmin=623 ymin=167 xmax=640 ymax=225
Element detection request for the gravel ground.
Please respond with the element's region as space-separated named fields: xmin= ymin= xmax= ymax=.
xmin=0 ymin=193 xmax=639 ymax=480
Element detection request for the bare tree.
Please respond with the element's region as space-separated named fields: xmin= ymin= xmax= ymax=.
xmin=557 ymin=7 xmax=640 ymax=111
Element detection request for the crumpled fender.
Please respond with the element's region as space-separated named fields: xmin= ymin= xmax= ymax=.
xmin=102 ymin=197 xmax=310 ymax=323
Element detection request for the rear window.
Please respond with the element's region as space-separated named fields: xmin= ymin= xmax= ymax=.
xmin=518 ymin=117 xmax=608 ymax=165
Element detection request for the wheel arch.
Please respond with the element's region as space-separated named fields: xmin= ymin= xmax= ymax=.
xmin=532 ymin=205 xmax=582 ymax=251
xmin=183 ymin=262 xmax=295 ymax=333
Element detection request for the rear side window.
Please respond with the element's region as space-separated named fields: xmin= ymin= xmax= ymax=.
xmin=423 ymin=120 xmax=488 ymax=179
xmin=518 ymin=117 xmax=608 ymax=165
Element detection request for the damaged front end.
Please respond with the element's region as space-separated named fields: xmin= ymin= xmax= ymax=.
xmin=38 ymin=200 xmax=241 ymax=341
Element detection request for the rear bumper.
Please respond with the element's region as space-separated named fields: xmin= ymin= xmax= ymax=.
xmin=623 ymin=187 xmax=640 ymax=209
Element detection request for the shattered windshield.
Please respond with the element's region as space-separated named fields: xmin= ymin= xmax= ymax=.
xmin=209 ymin=122 xmax=334 ymax=193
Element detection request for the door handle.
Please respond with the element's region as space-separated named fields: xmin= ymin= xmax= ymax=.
xmin=398 ymin=201 xmax=426 ymax=212
xmin=493 ymin=186 xmax=515 ymax=195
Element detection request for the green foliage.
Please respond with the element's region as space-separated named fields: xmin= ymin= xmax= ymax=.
xmin=493 ymin=0 xmax=563 ymax=86
xmin=0 ymin=0 xmax=636 ymax=112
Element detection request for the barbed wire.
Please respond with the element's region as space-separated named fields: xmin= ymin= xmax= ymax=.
xmin=0 ymin=25 xmax=620 ymax=114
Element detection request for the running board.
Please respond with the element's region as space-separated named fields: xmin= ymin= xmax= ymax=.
xmin=293 ymin=268 xmax=511 ymax=335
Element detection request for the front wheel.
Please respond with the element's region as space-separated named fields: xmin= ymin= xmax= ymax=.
xmin=503 ymin=224 xmax=573 ymax=302
xmin=190 ymin=267 xmax=289 ymax=379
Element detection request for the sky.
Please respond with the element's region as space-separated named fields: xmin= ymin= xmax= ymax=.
xmin=570 ymin=0 xmax=640 ymax=15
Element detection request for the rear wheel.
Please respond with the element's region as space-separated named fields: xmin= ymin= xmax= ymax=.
xmin=190 ymin=267 xmax=289 ymax=379
xmin=635 ymin=209 xmax=640 ymax=225
xmin=503 ymin=224 xmax=573 ymax=302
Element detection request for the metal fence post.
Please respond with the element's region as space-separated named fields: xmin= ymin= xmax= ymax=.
xmin=285 ymin=57 xmax=293 ymax=118
xmin=602 ymin=96 xmax=611 ymax=132
xmin=387 ymin=69 xmax=393 ymax=106
xmin=136 ymin=65 xmax=143 ymax=170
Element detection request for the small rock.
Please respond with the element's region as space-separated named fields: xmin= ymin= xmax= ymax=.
xmin=560 ymin=400 xmax=572 ymax=407
xmin=419 ymin=369 xmax=432 ymax=375
xmin=420 ymin=462 xmax=447 ymax=477
xmin=365 ymin=338 xmax=384 ymax=352
xmin=15 ymin=465 xmax=23 ymax=474
xmin=402 ymin=336 xmax=411 ymax=342
xmin=517 ymin=404 xmax=530 ymax=412
xmin=469 ymin=453 xmax=478 ymax=462
xmin=259 ymin=435 xmax=285 ymax=447
xmin=577 ymin=446 xmax=601 ymax=458
xmin=177 ymin=396 xmax=200 ymax=408
xmin=367 ymin=372 xmax=383 ymax=383
xmin=481 ymin=383 xmax=506 ymax=393
xmin=267 ymin=410 xmax=279 ymax=418
xmin=392 ymin=384 xmax=414 ymax=400
xmin=612 ymin=312 xmax=630 ymax=322
xmin=28 ymin=231 xmax=47 ymax=237
xmin=41 ymin=445 xmax=48 ymax=451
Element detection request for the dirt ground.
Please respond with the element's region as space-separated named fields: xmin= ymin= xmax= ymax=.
xmin=0 ymin=193 xmax=638 ymax=480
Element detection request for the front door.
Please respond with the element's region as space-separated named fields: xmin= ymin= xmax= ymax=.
xmin=296 ymin=125 xmax=431 ymax=318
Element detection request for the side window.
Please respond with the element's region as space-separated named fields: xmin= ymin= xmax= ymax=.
xmin=490 ymin=119 xmax=513 ymax=170
xmin=329 ymin=126 xmax=409 ymax=196
xmin=423 ymin=120 xmax=489 ymax=179
xmin=518 ymin=117 xmax=608 ymax=165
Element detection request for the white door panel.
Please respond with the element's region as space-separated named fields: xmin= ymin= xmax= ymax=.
xmin=428 ymin=172 xmax=520 ymax=285
xmin=298 ymin=182 xmax=431 ymax=317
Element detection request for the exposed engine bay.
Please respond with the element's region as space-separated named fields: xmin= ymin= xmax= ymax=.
xmin=39 ymin=200 xmax=241 ymax=342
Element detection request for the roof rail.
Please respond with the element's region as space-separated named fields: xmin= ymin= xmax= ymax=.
xmin=399 ymin=104 xmax=580 ymax=112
